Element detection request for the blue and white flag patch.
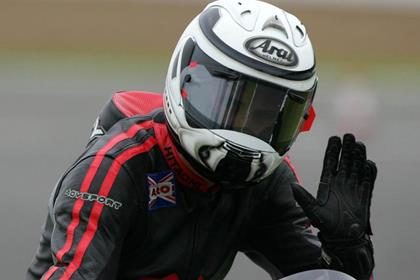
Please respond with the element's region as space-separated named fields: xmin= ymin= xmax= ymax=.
xmin=146 ymin=171 xmax=176 ymax=211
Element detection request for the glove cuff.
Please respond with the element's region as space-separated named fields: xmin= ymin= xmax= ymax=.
xmin=319 ymin=232 xmax=372 ymax=247
xmin=320 ymin=233 xmax=374 ymax=280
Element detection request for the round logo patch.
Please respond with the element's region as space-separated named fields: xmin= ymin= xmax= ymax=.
xmin=245 ymin=37 xmax=298 ymax=67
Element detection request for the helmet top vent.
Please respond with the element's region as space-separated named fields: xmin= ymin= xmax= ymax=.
xmin=241 ymin=10 xmax=252 ymax=17
xmin=262 ymin=15 xmax=288 ymax=38
xmin=296 ymin=25 xmax=305 ymax=39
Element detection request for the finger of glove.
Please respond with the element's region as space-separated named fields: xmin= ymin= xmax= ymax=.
xmin=291 ymin=183 xmax=317 ymax=210
xmin=321 ymin=136 xmax=342 ymax=184
xmin=366 ymin=160 xmax=378 ymax=185
xmin=359 ymin=162 xmax=376 ymax=208
xmin=338 ymin=134 xmax=356 ymax=177
xmin=291 ymin=183 xmax=322 ymax=227
xmin=349 ymin=142 xmax=366 ymax=191
xmin=316 ymin=181 xmax=330 ymax=205
xmin=353 ymin=142 xmax=367 ymax=175
xmin=357 ymin=180 xmax=372 ymax=235
xmin=360 ymin=161 xmax=377 ymax=235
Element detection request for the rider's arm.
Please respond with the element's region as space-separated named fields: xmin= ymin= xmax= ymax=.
xmin=241 ymin=161 xmax=323 ymax=280
xmin=291 ymin=135 xmax=376 ymax=280
xmin=242 ymin=157 xmax=374 ymax=280
xmin=29 ymin=156 xmax=139 ymax=280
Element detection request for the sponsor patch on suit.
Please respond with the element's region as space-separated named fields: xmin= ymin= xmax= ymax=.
xmin=146 ymin=171 xmax=176 ymax=211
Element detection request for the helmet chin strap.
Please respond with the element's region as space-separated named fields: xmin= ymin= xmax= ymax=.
xmin=199 ymin=142 xmax=269 ymax=186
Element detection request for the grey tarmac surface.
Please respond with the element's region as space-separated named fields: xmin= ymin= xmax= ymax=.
xmin=1 ymin=54 xmax=419 ymax=279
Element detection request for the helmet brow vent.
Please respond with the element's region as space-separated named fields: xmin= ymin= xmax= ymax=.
xmin=180 ymin=38 xmax=196 ymax=72
xmin=241 ymin=10 xmax=251 ymax=17
xmin=262 ymin=15 xmax=288 ymax=38
xmin=223 ymin=142 xmax=262 ymax=160
xmin=171 ymin=52 xmax=180 ymax=79
xmin=296 ymin=25 xmax=305 ymax=38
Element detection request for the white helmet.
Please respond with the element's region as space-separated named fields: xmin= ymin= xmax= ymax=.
xmin=164 ymin=0 xmax=317 ymax=184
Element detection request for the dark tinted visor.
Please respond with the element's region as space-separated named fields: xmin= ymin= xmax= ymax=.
xmin=180 ymin=44 xmax=316 ymax=155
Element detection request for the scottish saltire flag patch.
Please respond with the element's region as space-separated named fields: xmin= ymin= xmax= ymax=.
xmin=146 ymin=171 xmax=177 ymax=211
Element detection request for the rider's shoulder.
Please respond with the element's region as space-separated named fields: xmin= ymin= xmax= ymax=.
xmin=90 ymin=91 xmax=163 ymax=139
xmin=84 ymin=90 xmax=164 ymax=155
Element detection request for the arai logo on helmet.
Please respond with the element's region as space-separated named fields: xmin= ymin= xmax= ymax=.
xmin=245 ymin=37 xmax=298 ymax=67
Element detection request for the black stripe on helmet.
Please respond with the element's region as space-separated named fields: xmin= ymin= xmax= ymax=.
xmin=199 ymin=7 xmax=316 ymax=81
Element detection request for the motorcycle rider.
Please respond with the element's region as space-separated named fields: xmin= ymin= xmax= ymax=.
xmin=27 ymin=1 xmax=377 ymax=279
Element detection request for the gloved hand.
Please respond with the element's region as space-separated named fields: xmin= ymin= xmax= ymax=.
xmin=291 ymin=134 xmax=377 ymax=241
xmin=291 ymin=134 xmax=377 ymax=279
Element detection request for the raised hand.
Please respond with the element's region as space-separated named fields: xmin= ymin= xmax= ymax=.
xmin=291 ymin=134 xmax=377 ymax=241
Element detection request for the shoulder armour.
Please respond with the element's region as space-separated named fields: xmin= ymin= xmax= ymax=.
xmin=89 ymin=91 xmax=163 ymax=141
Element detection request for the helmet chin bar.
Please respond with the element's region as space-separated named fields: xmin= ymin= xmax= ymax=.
xmin=178 ymin=126 xmax=281 ymax=184
xmin=167 ymin=118 xmax=280 ymax=186
xmin=199 ymin=143 xmax=269 ymax=185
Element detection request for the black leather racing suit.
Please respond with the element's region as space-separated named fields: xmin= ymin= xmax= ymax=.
xmin=26 ymin=91 xmax=365 ymax=280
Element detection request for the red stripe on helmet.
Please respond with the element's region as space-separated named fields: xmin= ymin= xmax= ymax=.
xmin=189 ymin=61 xmax=198 ymax=68
xmin=300 ymin=105 xmax=316 ymax=133
xmin=181 ymin=89 xmax=189 ymax=99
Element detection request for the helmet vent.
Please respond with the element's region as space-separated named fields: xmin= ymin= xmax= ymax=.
xmin=223 ymin=142 xmax=262 ymax=160
xmin=241 ymin=10 xmax=252 ymax=17
xmin=171 ymin=52 xmax=180 ymax=79
xmin=296 ymin=25 xmax=305 ymax=38
xmin=262 ymin=15 xmax=288 ymax=38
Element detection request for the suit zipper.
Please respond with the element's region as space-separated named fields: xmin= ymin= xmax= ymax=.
xmin=186 ymin=213 xmax=199 ymax=280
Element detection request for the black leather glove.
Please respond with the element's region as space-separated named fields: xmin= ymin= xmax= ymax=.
xmin=291 ymin=134 xmax=377 ymax=279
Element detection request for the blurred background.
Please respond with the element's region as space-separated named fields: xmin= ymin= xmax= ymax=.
xmin=0 ymin=0 xmax=419 ymax=279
